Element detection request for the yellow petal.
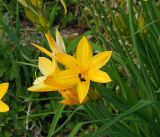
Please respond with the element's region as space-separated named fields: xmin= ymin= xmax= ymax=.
xmin=54 ymin=69 xmax=78 ymax=86
xmin=59 ymin=100 xmax=79 ymax=105
xmin=59 ymin=100 xmax=71 ymax=105
xmin=87 ymin=69 xmax=112 ymax=83
xmin=38 ymin=57 xmax=56 ymax=76
xmin=0 ymin=100 xmax=9 ymax=112
xmin=33 ymin=76 xmax=46 ymax=85
xmin=31 ymin=43 xmax=53 ymax=57
xmin=56 ymin=53 xmax=77 ymax=69
xmin=59 ymin=91 xmax=69 ymax=99
xmin=56 ymin=28 xmax=66 ymax=53
xmin=51 ymin=57 xmax=61 ymax=73
xmin=28 ymin=84 xmax=63 ymax=92
xmin=45 ymin=32 xmax=59 ymax=52
xmin=59 ymin=88 xmax=78 ymax=100
xmin=76 ymin=36 xmax=92 ymax=70
xmin=77 ymin=80 xmax=90 ymax=103
xmin=59 ymin=90 xmax=80 ymax=105
xmin=44 ymin=76 xmax=69 ymax=90
xmin=90 ymin=51 xmax=112 ymax=70
xmin=0 ymin=83 xmax=9 ymax=99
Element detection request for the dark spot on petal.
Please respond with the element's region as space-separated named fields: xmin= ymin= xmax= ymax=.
xmin=78 ymin=73 xmax=81 ymax=78
xmin=80 ymin=78 xmax=86 ymax=82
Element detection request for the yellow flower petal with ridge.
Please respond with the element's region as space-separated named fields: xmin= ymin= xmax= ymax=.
xmin=31 ymin=43 xmax=53 ymax=57
xmin=44 ymin=75 xmax=69 ymax=90
xmin=90 ymin=51 xmax=112 ymax=70
xmin=56 ymin=53 xmax=78 ymax=69
xmin=77 ymin=79 xmax=90 ymax=103
xmin=54 ymin=69 xmax=78 ymax=86
xmin=45 ymin=32 xmax=58 ymax=52
xmin=28 ymin=84 xmax=63 ymax=92
xmin=76 ymin=36 xmax=92 ymax=70
xmin=87 ymin=69 xmax=112 ymax=83
xmin=38 ymin=57 xmax=56 ymax=76
xmin=56 ymin=28 xmax=66 ymax=53
xmin=33 ymin=76 xmax=46 ymax=85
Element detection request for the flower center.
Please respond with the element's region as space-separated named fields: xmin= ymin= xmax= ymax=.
xmin=78 ymin=73 xmax=86 ymax=82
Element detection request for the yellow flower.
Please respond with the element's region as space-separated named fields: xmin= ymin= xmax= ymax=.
xmin=0 ymin=83 xmax=9 ymax=112
xmin=59 ymin=88 xmax=80 ymax=105
xmin=55 ymin=36 xmax=112 ymax=103
xmin=28 ymin=57 xmax=68 ymax=92
xmin=59 ymin=87 xmax=89 ymax=105
xmin=31 ymin=30 xmax=66 ymax=58
xmin=30 ymin=33 xmax=112 ymax=104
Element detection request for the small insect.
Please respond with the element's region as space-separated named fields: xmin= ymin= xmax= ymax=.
xmin=78 ymin=73 xmax=86 ymax=82
xmin=78 ymin=73 xmax=82 ymax=78
xmin=80 ymin=78 xmax=86 ymax=82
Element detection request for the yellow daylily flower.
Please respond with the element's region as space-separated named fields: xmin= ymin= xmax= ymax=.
xmin=31 ymin=30 xmax=65 ymax=58
xmin=0 ymin=83 xmax=9 ymax=112
xmin=59 ymin=88 xmax=80 ymax=105
xmin=55 ymin=36 xmax=112 ymax=103
xmin=28 ymin=57 xmax=67 ymax=92
xmin=59 ymin=87 xmax=89 ymax=105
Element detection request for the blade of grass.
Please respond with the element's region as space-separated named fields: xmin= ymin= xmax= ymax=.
xmin=47 ymin=104 xmax=65 ymax=137
xmin=91 ymin=100 xmax=155 ymax=137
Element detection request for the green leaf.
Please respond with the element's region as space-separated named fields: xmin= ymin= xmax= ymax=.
xmin=91 ymin=100 xmax=155 ymax=137
xmin=47 ymin=104 xmax=65 ymax=137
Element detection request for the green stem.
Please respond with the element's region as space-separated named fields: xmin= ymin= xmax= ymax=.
xmin=128 ymin=0 xmax=141 ymax=64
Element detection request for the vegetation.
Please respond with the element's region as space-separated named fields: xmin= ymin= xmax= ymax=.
xmin=0 ymin=0 xmax=160 ymax=137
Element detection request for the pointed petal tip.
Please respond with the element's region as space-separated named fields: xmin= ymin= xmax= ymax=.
xmin=77 ymin=35 xmax=92 ymax=68
xmin=80 ymin=36 xmax=89 ymax=44
xmin=0 ymin=101 xmax=9 ymax=112
xmin=44 ymin=31 xmax=51 ymax=40
xmin=104 ymin=50 xmax=112 ymax=57
xmin=0 ymin=108 xmax=9 ymax=112
xmin=4 ymin=105 xmax=9 ymax=112
xmin=0 ymin=82 xmax=9 ymax=87
xmin=105 ymin=77 xmax=112 ymax=83
xmin=30 ymin=42 xmax=37 ymax=47
xmin=30 ymin=42 xmax=34 ymax=45
xmin=59 ymin=100 xmax=67 ymax=105
xmin=31 ymin=43 xmax=53 ymax=57
xmin=27 ymin=87 xmax=42 ymax=92
xmin=79 ymin=97 xmax=87 ymax=104
xmin=90 ymin=50 xmax=112 ymax=70
xmin=27 ymin=87 xmax=33 ymax=91
xmin=79 ymin=98 xmax=84 ymax=104
xmin=27 ymin=86 xmax=43 ymax=92
xmin=38 ymin=56 xmax=43 ymax=61
xmin=88 ymin=69 xmax=112 ymax=83
xmin=105 ymin=51 xmax=112 ymax=61
xmin=78 ymin=89 xmax=87 ymax=104
xmin=44 ymin=31 xmax=58 ymax=52
xmin=108 ymin=51 xmax=112 ymax=56
xmin=45 ymin=31 xmax=50 ymax=36
xmin=82 ymin=36 xmax=87 ymax=40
